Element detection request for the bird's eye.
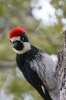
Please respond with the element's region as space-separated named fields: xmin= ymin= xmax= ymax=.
xmin=20 ymin=34 xmax=29 ymax=42
xmin=22 ymin=37 xmax=24 ymax=41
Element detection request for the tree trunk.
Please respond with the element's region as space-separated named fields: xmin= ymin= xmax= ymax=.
xmin=58 ymin=31 xmax=66 ymax=100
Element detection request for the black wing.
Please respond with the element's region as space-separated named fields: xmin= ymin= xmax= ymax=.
xmin=29 ymin=51 xmax=59 ymax=100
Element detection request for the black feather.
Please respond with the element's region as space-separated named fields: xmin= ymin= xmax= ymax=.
xmin=16 ymin=46 xmax=52 ymax=100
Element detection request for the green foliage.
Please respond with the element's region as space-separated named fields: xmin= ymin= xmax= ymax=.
xmin=8 ymin=79 xmax=43 ymax=100
xmin=0 ymin=0 xmax=5 ymax=16
xmin=0 ymin=36 xmax=15 ymax=61
xmin=8 ymin=79 xmax=32 ymax=94
xmin=0 ymin=75 xmax=6 ymax=88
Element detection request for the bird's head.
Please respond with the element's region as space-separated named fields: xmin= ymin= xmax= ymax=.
xmin=9 ymin=27 xmax=31 ymax=54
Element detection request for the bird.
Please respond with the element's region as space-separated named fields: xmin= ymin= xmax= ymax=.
xmin=9 ymin=27 xmax=60 ymax=100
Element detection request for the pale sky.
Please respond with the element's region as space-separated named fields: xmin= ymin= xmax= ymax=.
xmin=31 ymin=0 xmax=64 ymax=27
xmin=31 ymin=0 xmax=57 ymax=26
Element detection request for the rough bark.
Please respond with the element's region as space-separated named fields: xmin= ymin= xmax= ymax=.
xmin=57 ymin=31 xmax=66 ymax=100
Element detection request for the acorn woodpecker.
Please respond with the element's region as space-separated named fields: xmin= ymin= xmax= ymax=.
xmin=9 ymin=28 xmax=59 ymax=100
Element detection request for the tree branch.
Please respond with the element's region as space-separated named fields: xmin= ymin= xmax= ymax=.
xmin=0 ymin=61 xmax=17 ymax=68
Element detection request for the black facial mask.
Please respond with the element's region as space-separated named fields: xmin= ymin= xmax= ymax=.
xmin=13 ymin=41 xmax=24 ymax=50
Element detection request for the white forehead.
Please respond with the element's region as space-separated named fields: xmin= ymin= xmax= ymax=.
xmin=10 ymin=36 xmax=20 ymax=42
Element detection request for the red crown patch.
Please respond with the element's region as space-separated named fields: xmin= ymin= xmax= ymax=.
xmin=9 ymin=27 xmax=25 ymax=39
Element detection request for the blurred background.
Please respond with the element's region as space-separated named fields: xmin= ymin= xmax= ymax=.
xmin=0 ymin=0 xmax=66 ymax=100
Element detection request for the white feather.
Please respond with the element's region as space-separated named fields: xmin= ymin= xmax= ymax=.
xmin=10 ymin=36 xmax=20 ymax=42
xmin=13 ymin=42 xmax=31 ymax=54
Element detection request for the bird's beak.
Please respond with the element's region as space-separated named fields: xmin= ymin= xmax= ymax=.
xmin=13 ymin=41 xmax=24 ymax=51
